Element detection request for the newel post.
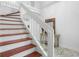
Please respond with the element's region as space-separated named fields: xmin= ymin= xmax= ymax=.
xmin=47 ymin=28 xmax=54 ymax=57
xmin=45 ymin=18 xmax=55 ymax=57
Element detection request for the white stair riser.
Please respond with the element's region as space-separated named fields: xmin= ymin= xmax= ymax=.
xmin=0 ymin=21 xmax=22 ymax=24
xmin=4 ymin=17 xmax=20 ymax=19
xmin=12 ymin=48 xmax=35 ymax=57
xmin=0 ymin=25 xmax=25 ymax=28
xmin=5 ymin=16 xmax=20 ymax=18
xmin=0 ymin=40 xmax=32 ymax=52
xmin=0 ymin=17 xmax=20 ymax=20
xmin=8 ymin=13 xmax=20 ymax=15
xmin=0 ymin=34 xmax=31 ymax=42
xmin=0 ymin=30 xmax=26 ymax=34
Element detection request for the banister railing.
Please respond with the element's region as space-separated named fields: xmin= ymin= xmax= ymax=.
xmin=19 ymin=3 xmax=54 ymax=57
xmin=19 ymin=2 xmax=53 ymax=32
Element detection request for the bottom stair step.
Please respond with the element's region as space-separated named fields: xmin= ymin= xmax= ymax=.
xmin=24 ymin=51 xmax=42 ymax=57
xmin=0 ymin=44 xmax=36 ymax=57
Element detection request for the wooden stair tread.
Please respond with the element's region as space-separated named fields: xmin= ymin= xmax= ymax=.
xmin=6 ymin=11 xmax=20 ymax=15
xmin=0 ymin=44 xmax=36 ymax=57
xmin=0 ymin=19 xmax=22 ymax=22
xmin=0 ymin=11 xmax=20 ymax=16
xmin=0 ymin=37 xmax=32 ymax=46
xmin=0 ymin=32 xmax=29 ymax=37
xmin=24 ymin=51 xmax=42 ymax=57
xmin=0 ymin=16 xmax=21 ymax=19
xmin=0 ymin=28 xmax=26 ymax=30
xmin=6 ymin=15 xmax=20 ymax=16
xmin=6 ymin=11 xmax=20 ymax=16
xmin=0 ymin=23 xmax=24 ymax=25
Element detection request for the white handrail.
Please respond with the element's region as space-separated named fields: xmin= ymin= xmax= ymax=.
xmin=20 ymin=3 xmax=54 ymax=57
xmin=19 ymin=3 xmax=53 ymax=32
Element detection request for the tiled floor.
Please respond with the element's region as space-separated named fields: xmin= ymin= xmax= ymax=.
xmin=54 ymin=47 xmax=79 ymax=57
xmin=41 ymin=43 xmax=48 ymax=52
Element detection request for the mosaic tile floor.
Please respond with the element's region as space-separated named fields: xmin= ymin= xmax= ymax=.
xmin=54 ymin=47 xmax=79 ymax=57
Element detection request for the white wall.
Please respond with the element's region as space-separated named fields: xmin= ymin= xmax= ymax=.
xmin=41 ymin=1 xmax=79 ymax=52
xmin=0 ymin=6 xmax=18 ymax=15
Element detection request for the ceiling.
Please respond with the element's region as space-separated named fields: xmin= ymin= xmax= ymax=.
xmin=38 ymin=1 xmax=60 ymax=9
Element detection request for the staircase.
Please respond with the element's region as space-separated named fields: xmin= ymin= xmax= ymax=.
xmin=0 ymin=11 xmax=42 ymax=57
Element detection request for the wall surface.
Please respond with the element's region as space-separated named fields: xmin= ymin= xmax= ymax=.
xmin=41 ymin=1 xmax=79 ymax=52
xmin=0 ymin=6 xmax=18 ymax=15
